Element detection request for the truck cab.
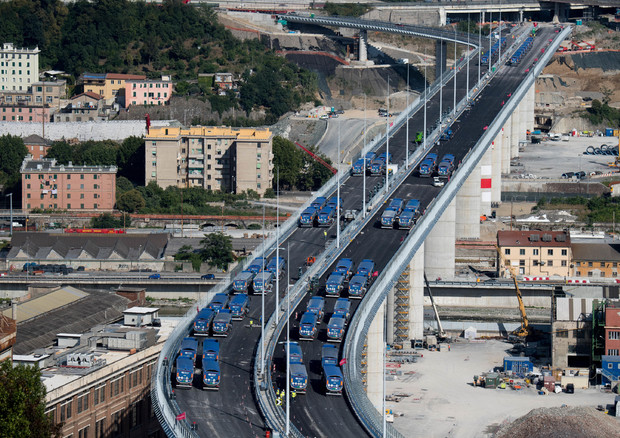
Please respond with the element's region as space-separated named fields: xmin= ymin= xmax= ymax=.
xmin=180 ymin=337 xmax=199 ymax=362
xmin=299 ymin=206 xmax=318 ymax=227
xmin=306 ymin=296 xmax=325 ymax=319
xmin=325 ymin=272 xmax=346 ymax=297
xmin=323 ymin=365 xmax=344 ymax=395
xmin=317 ymin=205 xmax=336 ymax=227
xmin=175 ymin=356 xmax=194 ymax=388
xmin=381 ymin=207 xmax=398 ymax=229
xmin=348 ymin=275 xmax=368 ymax=299
xmin=290 ymin=363 xmax=309 ymax=393
xmin=333 ymin=298 xmax=351 ymax=322
xmin=334 ymin=258 xmax=354 ymax=280
xmin=310 ymin=196 xmax=327 ymax=211
xmin=233 ymin=270 xmax=255 ymax=293
xmin=327 ymin=316 xmax=346 ymax=342
xmin=202 ymin=339 xmax=220 ymax=361
xmin=267 ymin=256 xmax=286 ymax=279
xmin=247 ymin=257 xmax=266 ymax=274
xmin=208 ymin=293 xmax=229 ymax=313
xmin=298 ymin=311 xmax=319 ymax=340
xmin=193 ymin=308 xmax=215 ymax=336
xmin=356 ymin=259 xmax=375 ymax=279
xmin=397 ymin=199 xmax=421 ymax=229
xmin=351 ymin=158 xmax=366 ymax=176
xmin=419 ymin=153 xmax=438 ymax=177
xmin=211 ymin=309 xmax=233 ymax=337
xmin=202 ymin=360 xmax=221 ymax=390
xmin=437 ymin=154 xmax=455 ymax=177
xmin=285 ymin=341 xmax=303 ymax=364
xmin=252 ymin=271 xmax=274 ymax=295
xmin=228 ymin=293 xmax=249 ymax=320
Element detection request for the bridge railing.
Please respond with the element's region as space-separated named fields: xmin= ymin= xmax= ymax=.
xmin=342 ymin=24 xmax=573 ymax=438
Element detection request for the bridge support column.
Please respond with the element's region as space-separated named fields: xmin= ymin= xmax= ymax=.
xmin=386 ymin=289 xmax=395 ymax=345
xmin=409 ymin=243 xmax=425 ymax=341
xmin=491 ymin=135 xmax=502 ymax=205
xmin=511 ymin=105 xmax=520 ymax=159
xmin=359 ymin=29 xmax=368 ymax=62
xmin=519 ymin=98 xmax=529 ymax=147
xmin=502 ymin=122 xmax=511 ymax=174
xmin=438 ymin=7 xmax=447 ymax=27
xmin=456 ymin=165 xmax=481 ymax=239
xmin=480 ymin=147 xmax=493 ymax=216
xmin=425 ymin=198 xmax=455 ymax=279
xmin=527 ymin=84 xmax=536 ymax=133
xmin=366 ymin=301 xmax=385 ymax=410
xmin=435 ymin=40 xmax=447 ymax=81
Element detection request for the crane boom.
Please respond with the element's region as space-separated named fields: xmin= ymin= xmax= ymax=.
xmin=424 ymin=273 xmax=446 ymax=339
xmin=294 ymin=142 xmax=337 ymax=174
xmin=496 ymin=245 xmax=530 ymax=337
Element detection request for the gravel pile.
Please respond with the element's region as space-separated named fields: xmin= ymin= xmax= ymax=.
xmin=494 ymin=406 xmax=618 ymax=438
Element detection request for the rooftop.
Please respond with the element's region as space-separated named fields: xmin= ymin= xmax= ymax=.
xmin=20 ymin=156 xmax=118 ymax=173
xmin=124 ymin=307 xmax=160 ymax=315
xmin=146 ymin=125 xmax=273 ymax=141
xmin=71 ymin=91 xmax=103 ymax=101
xmin=22 ymin=134 xmax=51 ymax=146
xmin=572 ymin=242 xmax=620 ymax=262
xmin=497 ymin=230 xmax=570 ymax=248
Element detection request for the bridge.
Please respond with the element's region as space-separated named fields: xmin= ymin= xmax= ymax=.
xmin=151 ymin=13 xmax=571 ymax=438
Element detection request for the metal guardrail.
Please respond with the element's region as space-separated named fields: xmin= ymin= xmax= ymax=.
xmin=342 ymin=24 xmax=573 ymax=437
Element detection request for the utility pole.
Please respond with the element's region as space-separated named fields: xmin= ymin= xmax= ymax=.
xmin=385 ymin=76 xmax=390 ymax=192
xmin=405 ymin=63 xmax=410 ymax=168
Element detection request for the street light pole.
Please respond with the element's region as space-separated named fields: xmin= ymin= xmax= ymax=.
xmin=261 ymin=205 xmax=265 ymax=377
xmin=439 ymin=40 xmax=443 ymax=122
xmin=478 ymin=11 xmax=482 ymax=84
xmin=363 ymin=94 xmax=367 ymax=218
xmin=467 ymin=13 xmax=470 ymax=99
xmin=385 ymin=76 xmax=390 ymax=192
xmin=275 ymin=168 xmax=279 ymax=325
xmin=424 ymin=48 xmax=427 ymax=151
xmin=336 ymin=119 xmax=341 ymax=248
xmin=453 ymin=26 xmax=457 ymax=115
xmin=405 ymin=63 xmax=410 ymax=168
xmin=285 ymin=242 xmax=290 ymax=436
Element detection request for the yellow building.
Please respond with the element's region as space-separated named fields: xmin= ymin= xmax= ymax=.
xmin=145 ymin=125 xmax=273 ymax=195
xmin=571 ymin=241 xmax=620 ymax=278
xmin=80 ymin=72 xmax=146 ymax=102
xmin=497 ymin=230 xmax=571 ymax=277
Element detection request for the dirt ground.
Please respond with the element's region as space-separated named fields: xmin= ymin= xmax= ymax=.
xmin=385 ymin=339 xmax=619 ymax=438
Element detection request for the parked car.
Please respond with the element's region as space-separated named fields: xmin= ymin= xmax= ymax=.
xmin=76 ymin=266 xmax=85 ymax=272
xmin=148 ymin=273 xmax=161 ymax=279
xmin=201 ymin=274 xmax=216 ymax=280
xmin=565 ymin=383 xmax=575 ymax=394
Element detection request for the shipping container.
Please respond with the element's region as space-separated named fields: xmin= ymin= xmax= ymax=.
xmin=503 ymin=357 xmax=533 ymax=376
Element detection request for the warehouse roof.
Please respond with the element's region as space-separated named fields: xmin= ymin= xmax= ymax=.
xmin=497 ymin=230 xmax=570 ymax=248
xmin=571 ymin=242 xmax=620 ymax=262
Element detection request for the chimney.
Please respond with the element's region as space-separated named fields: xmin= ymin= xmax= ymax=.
xmin=12 ymin=300 xmax=17 ymax=320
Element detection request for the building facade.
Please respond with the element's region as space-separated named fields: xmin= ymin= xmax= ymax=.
xmin=145 ymin=125 xmax=273 ymax=195
xmin=21 ymin=157 xmax=117 ymax=212
xmin=57 ymin=91 xmax=106 ymax=122
xmin=80 ymin=72 xmax=146 ymax=102
xmin=497 ymin=230 xmax=571 ymax=277
xmin=0 ymin=43 xmax=40 ymax=91
xmin=23 ymin=134 xmax=52 ymax=159
xmin=571 ymin=241 xmax=620 ymax=278
xmin=551 ymin=297 xmax=594 ymax=369
xmin=605 ymin=301 xmax=620 ymax=357
xmin=125 ymin=77 xmax=173 ymax=107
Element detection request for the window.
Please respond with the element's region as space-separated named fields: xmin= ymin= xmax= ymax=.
xmin=130 ymin=403 xmax=139 ymax=428
xmin=111 ymin=376 xmax=124 ymax=397
xmin=80 ymin=184 xmax=84 ymax=189
xmin=588 ymin=262 xmax=593 ymax=267
xmin=504 ymin=249 xmax=510 ymax=255
xmin=67 ymin=184 xmax=71 ymax=189
xmin=77 ymin=390 xmax=89 ymax=413
xmin=547 ymin=249 xmax=553 ymax=256
xmin=67 ymin=174 xmax=71 ymax=179
xmin=95 ymin=419 xmax=105 ymax=438
xmin=519 ymin=249 xmax=525 ymax=256
xmin=94 ymin=184 xmax=99 ymax=189
xmin=80 ymin=204 xmax=84 ymax=209
xmin=547 ymin=260 xmax=553 ymax=267
xmin=78 ymin=426 xmax=89 ymax=438
xmin=561 ymin=260 xmax=567 ymax=267
xmin=67 ymin=194 xmax=71 ymax=199
xmin=111 ymin=410 xmax=122 ymax=437
xmin=519 ymin=260 xmax=525 ymax=266
xmin=533 ymin=260 xmax=539 ymax=266
xmin=80 ymin=174 xmax=84 ymax=179
xmin=533 ymin=249 xmax=539 ymax=256
xmin=60 ymin=400 xmax=72 ymax=422
xmin=576 ymin=261 xmax=581 ymax=267
xmin=607 ymin=349 xmax=619 ymax=356
xmin=94 ymin=174 xmax=98 ymax=180
xmin=609 ymin=331 xmax=620 ymax=340
xmin=561 ymin=249 xmax=567 ymax=256
xmin=27 ymin=194 xmax=30 ymax=199
xmin=80 ymin=194 xmax=84 ymax=199
xmin=614 ymin=262 xmax=618 ymax=268
xmin=67 ymin=203 xmax=71 ymax=209
xmin=588 ymin=271 xmax=593 ymax=277
xmin=94 ymin=203 xmax=97 ymax=209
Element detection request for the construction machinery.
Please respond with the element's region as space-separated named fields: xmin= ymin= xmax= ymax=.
xmin=424 ymin=273 xmax=446 ymax=339
xmin=495 ymin=245 xmax=530 ymax=338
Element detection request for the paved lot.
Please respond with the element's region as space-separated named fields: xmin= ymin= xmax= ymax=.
xmin=516 ymin=136 xmax=619 ymax=179
xmin=386 ymin=339 xmax=618 ymax=438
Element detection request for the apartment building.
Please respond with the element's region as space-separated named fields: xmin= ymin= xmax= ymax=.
xmin=145 ymin=125 xmax=273 ymax=195
xmin=80 ymin=72 xmax=146 ymax=103
xmin=23 ymin=134 xmax=52 ymax=159
xmin=56 ymin=91 xmax=107 ymax=122
xmin=605 ymin=301 xmax=620 ymax=357
xmin=21 ymin=156 xmax=117 ymax=212
xmin=497 ymin=230 xmax=571 ymax=277
xmin=571 ymin=240 xmax=620 ymax=279
xmin=0 ymin=43 xmax=40 ymax=91
xmin=125 ymin=77 xmax=173 ymax=107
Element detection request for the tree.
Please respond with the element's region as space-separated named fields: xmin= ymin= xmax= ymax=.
xmin=0 ymin=135 xmax=28 ymax=176
xmin=0 ymin=361 xmax=62 ymax=438
xmin=90 ymin=213 xmax=129 ymax=228
xmin=116 ymin=176 xmax=134 ymax=196
xmin=46 ymin=142 xmax=75 ymax=165
xmin=200 ymin=232 xmax=234 ymax=270
xmin=117 ymin=189 xmax=146 ymax=213
xmin=272 ymin=136 xmax=303 ymax=190
xmin=117 ymin=137 xmax=144 ymax=184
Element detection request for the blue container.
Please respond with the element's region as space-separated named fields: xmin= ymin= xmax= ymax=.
xmin=606 ymin=128 xmax=614 ymax=137
xmin=503 ymin=356 xmax=533 ymax=375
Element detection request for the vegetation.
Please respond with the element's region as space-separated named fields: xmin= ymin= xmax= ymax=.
xmin=90 ymin=212 xmax=130 ymax=229
xmin=323 ymin=2 xmax=372 ymax=17
xmin=583 ymin=99 xmax=620 ymax=127
xmin=0 ymin=135 xmax=28 ymax=198
xmin=272 ymin=136 xmax=334 ymax=191
xmin=456 ymin=20 xmax=491 ymax=36
xmin=0 ymin=0 xmax=318 ymax=122
xmin=174 ymin=244 xmax=202 ymax=271
xmin=0 ymin=361 xmax=62 ymax=438
xmin=534 ymin=195 xmax=620 ymax=224
xmin=175 ymin=233 xmax=234 ymax=270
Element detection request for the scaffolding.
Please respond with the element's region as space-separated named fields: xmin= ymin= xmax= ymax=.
xmin=361 ymin=340 xmax=368 ymax=387
xmin=393 ymin=265 xmax=410 ymax=347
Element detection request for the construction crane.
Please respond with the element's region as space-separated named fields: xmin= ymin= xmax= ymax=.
xmin=424 ymin=273 xmax=446 ymax=339
xmin=294 ymin=142 xmax=337 ymax=174
xmin=495 ymin=245 xmax=531 ymax=338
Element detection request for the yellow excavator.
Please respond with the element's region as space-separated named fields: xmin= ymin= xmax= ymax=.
xmin=495 ymin=245 xmax=530 ymax=338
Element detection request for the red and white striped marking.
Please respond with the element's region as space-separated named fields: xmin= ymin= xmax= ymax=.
xmin=522 ymin=276 xmax=550 ymax=281
xmin=567 ymin=279 xmax=590 ymax=284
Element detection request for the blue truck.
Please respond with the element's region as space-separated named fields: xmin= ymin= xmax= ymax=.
xmin=348 ymin=274 xmax=368 ymax=299
xmin=351 ymin=158 xmax=366 ymax=176
xmin=322 ymin=344 xmax=339 ymax=368
xmin=370 ymin=152 xmax=391 ymax=176
xmin=285 ymin=341 xmax=303 ymax=364
xmin=325 ymin=272 xmax=346 ymax=297
xmin=310 ymin=196 xmax=327 ymax=211
xmin=323 ymin=365 xmax=344 ymax=395
xmin=267 ymin=256 xmax=286 ymax=279
xmin=327 ymin=316 xmax=346 ymax=342
xmin=290 ymin=363 xmax=309 ymax=394
xmin=179 ymin=337 xmax=199 ymax=362
xmin=317 ymin=204 xmax=336 ymax=227
xmin=333 ymin=298 xmax=351 ymax=322
xmin=298 ymin=311 xmax=319 ymax=340
xmin=202 ymin=360 xmax=221 ymax=390
xmin=247 ymin=257 xmax=266 ymax=274
xmin=334 ymin=258 xmax=355 ymax=280
xmin=202 ymin=339 xmax=220 ymax=361
xmin=233 ymin=270 xmax=255 ymax=293
xmin=397 ymin=199 xmax=421 ymax=229
xmin=211 ymin=309 xmax=233 ymax=337
xmin=437 ymin=154 xmax=455 ymax=178
xmin=440 ymin=128 xmax=453 ymax=141
xmin=306 ymin=296 xmax=325 ymax=320
xmin=208 ymin=293 xmax=229 ymax=313
xmin=419 ymin=153 xmax=438 ymax=177
xmin=356 ymin=259 xmax=375 ymax=279
xmin=175 ymin=356 xmax=194 ymax=389
xmin=193 ymin=308 xmax=215 ymax=336
xmin=252 ymin=271 xmax=274 ymax=295
xmin=381 ymin=198 xmax=404 ymax=229
xmin=299 ymin=206 xmax=318 ymax=227
xmin=228 ymin=293 xmax=249 ymax=320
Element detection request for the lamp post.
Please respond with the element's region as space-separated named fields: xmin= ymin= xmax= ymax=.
xmin=261 ymin=205 xmax=265 ymax=377
xmin=405 ymin=63 xmax=410 ymax=168
xmin=453 ymin=26 xmax=457 ymax=115
xmin=336 ymin=119 xmax=341 ymax=248
xmin=385 ymin=76 xmax=390 ymax=192
xmin=478 ymin=11 xmax=482 ymax=83
xmin=423 ymin=48 xmax=427 ymax=151
xmin=439 ymin=40 xmax=443 ymax=123
xmin=6 ymin=193 xmax=12 ymax=237
xmin=275 ymin=168 xmax=280 ymax=325
xmin=363 ymin=94 xmax=367 ymax=218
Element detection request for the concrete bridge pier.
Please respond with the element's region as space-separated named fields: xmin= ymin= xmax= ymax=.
xmin=424 ymin=198 xmax=455 ymax=279
xmin=479 ymin=146 xmax=493 ymax=216
xmin=359 ymin=29 xmax=368 ymax=62
xmin=366 ymin=301 xmax=385 ymax=410
xmin=526 ymin=85 xmax=536 ymax=132
xmin=491 ymin=136 xmax=502 ymax=205
xmin=502 ymin=123 xmax=511 ymax=174
xmin=409 ymin=243 xmax=425 ymax=341
xmin=510 ymin=104 xmax=521 ymax=159
xmin=519 ymin=95 xmax=529 ymax=143
xmin=456 ymin=165 xmax=481 ymax=239
xmin=435 ymin=40 xmax=447 ymax=81
xmin=386 ymin=289 xmax=395 ymax=345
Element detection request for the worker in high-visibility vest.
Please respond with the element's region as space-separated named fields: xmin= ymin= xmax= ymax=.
xmin=291 ymin=391 xmax=297 ymax=399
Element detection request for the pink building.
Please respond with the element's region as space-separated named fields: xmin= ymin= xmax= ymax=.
xmin=0 ymin=104 xmax=51 ymax=122
xmin=125 ymin=77 xmax=173 ymax=107
xmin=21 ymin=157 xmax=117 ymax=212
xmin=23 ymin=134 xmax=52 ymax=160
